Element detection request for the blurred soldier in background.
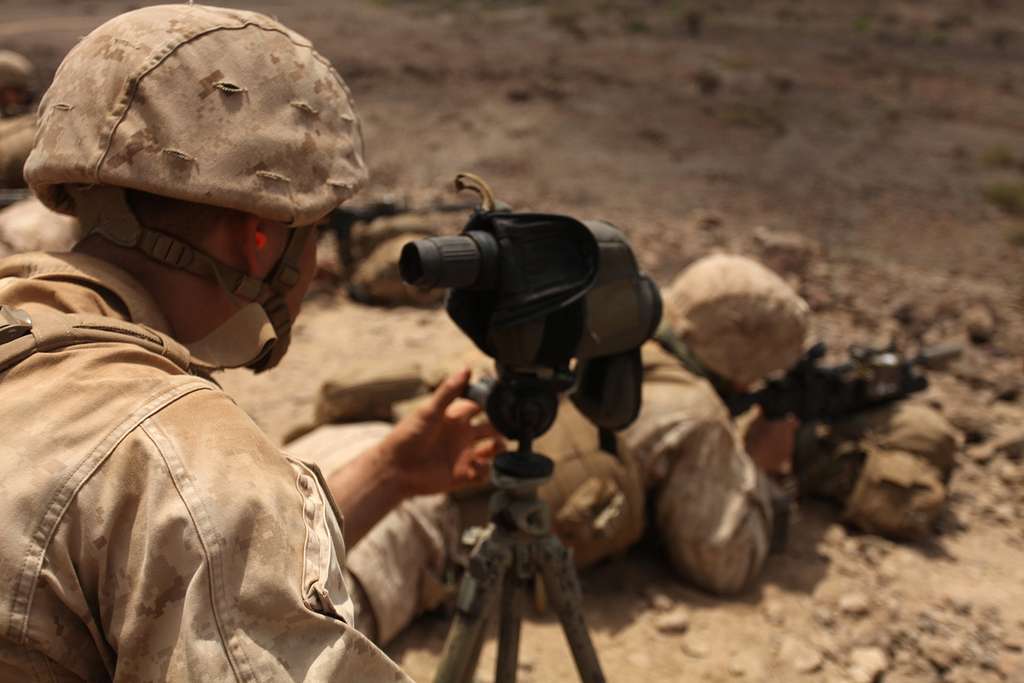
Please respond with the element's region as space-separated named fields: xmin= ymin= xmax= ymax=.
xmin=293 ymin=253 xmax=958 ymax=644
xmin=0 ymin=49 xmax=36 ymax=188
xmin=0 ymin=5 xmax=500 ymax=680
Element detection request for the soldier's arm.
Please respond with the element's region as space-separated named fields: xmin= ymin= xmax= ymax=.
xmin=328 ymin=369 xmax=502 ymax=546
xmin=49 ymin=394 xmax=411 ymax=681
xmin=653 ymin=417 xmax=776 ymax=595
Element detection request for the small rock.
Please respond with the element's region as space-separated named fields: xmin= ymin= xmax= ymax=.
xmin=920 ymin=634 xmax=965 ymax=671
xmin=762 ymin=600 xmax=785 ymax=626
xmin=839 ymin=592 xmax=871 ymax=618
xmin=823 ymin=523 xmax=847 ymax=546
xmin=654 ymin=607 xmax=691 ymax=634
xmin=690 ymin=208 xmax=723 ymax=231
xmin=779 ymin=635 xmax=823 ymax=674
xmin=942 ymin=596 xmax=973 ymax=616
xmin=644 ymin=589 xmax=674 ymax=612
xmin=812 ymin=632 xmax=841 ymax=660
xmin=752 ymin=225 xmax=821 ymax=277
xmin=681 ymin=637 xmax=711 ymax=659
xmin=994 ymin=376 xmax=1021 ymax=402
xmin=727 ymin=651 xmax=765 ymax=678
xmin=997 ymin=461 xmax=1024 ymax=485
xmin=693 ymin=66 xmax=722 ymax=95
xmin=813 ymin=606 xmax=836 ymax=628
xmin=847 ymin=646 xmax=889 ymax=683
xmin=992 ymin=503 xmax=1016 ymax=524
xmin=963 ymin=303 xmax=996 ymax=344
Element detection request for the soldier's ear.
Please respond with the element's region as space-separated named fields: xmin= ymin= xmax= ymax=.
xmin=239 ymin=215 xmax=285 ymax=279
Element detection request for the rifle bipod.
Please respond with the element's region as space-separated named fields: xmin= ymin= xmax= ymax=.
xmin=433 ymin=450 xmax=605 ymax=683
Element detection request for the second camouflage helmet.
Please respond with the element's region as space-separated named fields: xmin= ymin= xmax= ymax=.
xmin=24 ymin=4 xmax=367 ymax=227
xmin=0 ymin=50 xmax=34 ymax=92
xmin=664 ymin=254 xmax=809 ymax=386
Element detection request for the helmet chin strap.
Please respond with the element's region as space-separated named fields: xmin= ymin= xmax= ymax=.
xmin=68 ymin=185 xmax=313 ymax=372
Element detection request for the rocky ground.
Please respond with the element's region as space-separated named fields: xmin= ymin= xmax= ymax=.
xmin=4 ymin=0 xmax=1024 ymax=681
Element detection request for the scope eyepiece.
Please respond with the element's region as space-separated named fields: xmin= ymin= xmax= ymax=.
xmin=399 ymin=232 xmax=499 ymax=290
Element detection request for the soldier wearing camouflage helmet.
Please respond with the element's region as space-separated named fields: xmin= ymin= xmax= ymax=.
xmin=294 ymin=253 xmax=958 ymax=644
xmin=0 ymin=5 xmax=500 ymax=680
xmin=0 ymin=49 xmax=36 ymax=187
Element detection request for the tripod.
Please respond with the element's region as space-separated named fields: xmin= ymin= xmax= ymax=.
xmin=434 ymin=373 xmax=606 ymax=683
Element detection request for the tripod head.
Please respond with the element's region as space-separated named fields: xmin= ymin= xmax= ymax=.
xmin=400 ymin=173 xmax=662 ymax=481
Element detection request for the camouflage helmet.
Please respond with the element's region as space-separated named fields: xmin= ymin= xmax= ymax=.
xmin=0 ymin=50 xmax=34 ymax=92
xmin=25 ymin=4 xmax=367 ymax=227
xmin=664 ymin=254 xmax=809 ymax=386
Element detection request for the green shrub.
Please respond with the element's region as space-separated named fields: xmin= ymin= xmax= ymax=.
xmin=983 ymin=182 xmax=1024 ymax=215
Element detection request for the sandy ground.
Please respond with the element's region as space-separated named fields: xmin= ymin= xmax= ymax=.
xmin=5 ymin=1 xmax=1024 ymax=681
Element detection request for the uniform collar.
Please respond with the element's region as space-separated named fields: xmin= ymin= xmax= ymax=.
xmin=0 ymin=250 xmax=172 ymax=332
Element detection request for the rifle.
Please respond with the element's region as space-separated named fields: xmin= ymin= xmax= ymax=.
xmin=324 ymin=198 xmax=478 ymax=272
xmin=721 ymin=341 xmax=960 ymax=551
xmin=722 ymin=342 xmax=962 ymax=422
xmin=0 ymin=189 xmax=30 ymax=209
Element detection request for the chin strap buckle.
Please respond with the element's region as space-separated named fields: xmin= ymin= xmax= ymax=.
xmin=0 ymin=306 xmax=32 ymax=345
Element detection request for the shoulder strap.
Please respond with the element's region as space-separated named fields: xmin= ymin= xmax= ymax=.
xmin=0 ymin=305 xmax=191 ymax=373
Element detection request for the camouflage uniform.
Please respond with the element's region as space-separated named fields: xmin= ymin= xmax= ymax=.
xmin=293 ymin=254 xmax=958 ymax=645
xmin=0 ymin=113 xmax=33 ymax=188
xmin=0 ymin=5 xmax=409 ymax=680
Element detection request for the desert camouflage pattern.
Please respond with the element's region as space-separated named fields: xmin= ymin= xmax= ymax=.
xmin=0 ymin=50 xmax=33 ymax=93
xmin=621 ymin=341 xmax=775 ymax=595
xmin=305 ymin=341 xmax=775 ymax=643
xmin=284 ymin=422 xmax=458 ymax=645
xmin=800 ymin=402 xmax=958 ymax=539
xmin=0 ymin=114 xmax=34 ymax=187
xmin=0 ymin=252 xmax=409 ymax=681
xmin=663 ymin=253 xmax=809 ymax=386
xmin=25 ymin=4 xmax=367 ymax=226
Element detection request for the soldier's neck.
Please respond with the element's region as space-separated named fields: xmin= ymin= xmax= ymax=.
xmin=75 ymin=235 xmax=240 ymax=344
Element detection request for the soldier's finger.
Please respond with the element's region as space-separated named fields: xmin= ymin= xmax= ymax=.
xmin=422 ymin=368 xmax=471 ymax=419
xmin=469 ymin=421 xmax=500 ymax=442
xmin=471 ymin=436 xmax=505 ymax=462
xmin=446 ymin=397 xmax=483 ymax=422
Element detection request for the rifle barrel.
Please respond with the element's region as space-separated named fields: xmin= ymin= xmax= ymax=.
xmin=915 ymin=343 xmax=962 ymax=368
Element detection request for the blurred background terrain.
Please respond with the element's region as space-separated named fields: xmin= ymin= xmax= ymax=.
xmin=4 ymin=1 xmax=1024 ymax=680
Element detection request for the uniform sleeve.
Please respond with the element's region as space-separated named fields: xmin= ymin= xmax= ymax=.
xmin=620 ymin=362 xmax=774 ymax=595
xmin=653 ymin=418 xmax=775 ymax=595
xmin=54 ymin=394 xmax=411 ymax=683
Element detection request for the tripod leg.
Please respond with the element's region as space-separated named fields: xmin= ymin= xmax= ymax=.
xmin=495 ymin=570 xmax=523 ymax=683
xmin=435 ymin=534 xmax=512 ymax=683
xmin=436 ymin=607 xmax=490 ymax=683
xmin=538 ymin=538 xmax=606 ymax=683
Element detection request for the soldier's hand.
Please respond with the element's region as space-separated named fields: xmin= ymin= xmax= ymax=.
xmin=380 ymin=368 xmax=505 ymax=497
xmin=745 ymin=413 xmax=799 ymax=475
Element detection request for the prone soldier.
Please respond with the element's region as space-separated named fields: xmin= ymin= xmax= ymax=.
xmin=0 ymin=49 xmax=36 ymax=189
xmin=0 ymin=5 xmax=501 ymax=680
xmin=297 ymin=253 xmax=959 ymax=644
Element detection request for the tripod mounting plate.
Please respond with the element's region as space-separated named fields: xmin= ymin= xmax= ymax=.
xmin=492 ymin=451 xmax=553 ymax=480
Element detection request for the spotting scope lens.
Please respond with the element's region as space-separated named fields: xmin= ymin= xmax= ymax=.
xmin=399 ymin=233 xmax=499 ymax=290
